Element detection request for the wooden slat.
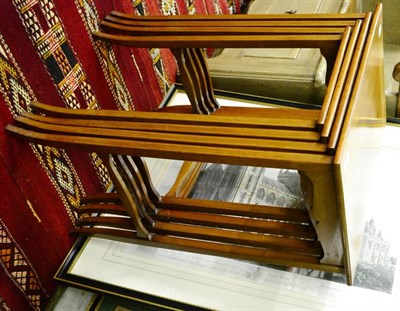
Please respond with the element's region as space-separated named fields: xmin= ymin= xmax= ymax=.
xmin=151 ymin=235 xmax=322 ymax=263
xmin=80 ymin=192 xmax=120 ymax=205
xmin=77 ymin=206 xmax=317 ymax=245
xmin=78 ymin=203 xmax=126 ymax=215
xmin=72 ymin=226 xmax=324 ymax=267
xmin=317 ymin=26 xmax=352 ymax=130
xmin=6 ymin=124 xmax=333 ymax=169
xmin=160 ymin=105 xmax=320 ymax=120
xmin=158 ymin=196 xmax=311 ymax=223
xmin=104 ymin=15 xmax=360 ymax=28
xmin=75 ymin=195 xmax=317 ymax=240
xmin=152 ymin=222 xmax=322 ymax=255
xmin=101 ymin=20 xmax=346 ymax=36
xmin=74 ymin=213 xmax=322 ymax=255
xmin=327 ymin=11 xmax=374 ymax=151
xmin=29 ymin=102 xmax=317 ymax=130
xmin=32 ymin=100 xmax=321 ymax=120
xmin=321 ymin=14 xmax=372 ymax=146
xmin=110 ymin=11 xmax=366 ymax=21
xmin=92 ymin=31 xmax=342 ymax=49
xmin=320 ymin=20 xmax=363 ymax=141
xmin=75 ymin=196 xmax=316 ymax=240
xmin=155 ymin=209 xmax=316 ymax=240
xmin=17 ymin=112 xmax=322 ymax=142
xmin=77 ymin=216 xmax=133 ymax=229
xmin=15 ymin=115 xmax=326 ymax=154
xmin=74 ymin=202 xmax=322 ymax=255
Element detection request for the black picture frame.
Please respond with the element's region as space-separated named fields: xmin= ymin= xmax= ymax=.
xmin=55 ymin=237 xmax=211 ymax=311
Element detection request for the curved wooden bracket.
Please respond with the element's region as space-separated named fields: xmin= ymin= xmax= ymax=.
xmin=172 ymin=48 xmax=219 ymax=114
xmin=100 ymin=154 xmax=152 ymax=239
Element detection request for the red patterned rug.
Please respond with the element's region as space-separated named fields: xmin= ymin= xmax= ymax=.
xmin=0 ymin=0 xmax=247 ymax=310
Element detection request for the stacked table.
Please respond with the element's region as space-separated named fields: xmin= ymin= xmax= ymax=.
xmin=6 ymin=4 xmax=386 ymax=285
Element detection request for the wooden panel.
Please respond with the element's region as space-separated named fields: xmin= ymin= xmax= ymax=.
xmin=334 ymin=4 xmax=386 ymax=285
